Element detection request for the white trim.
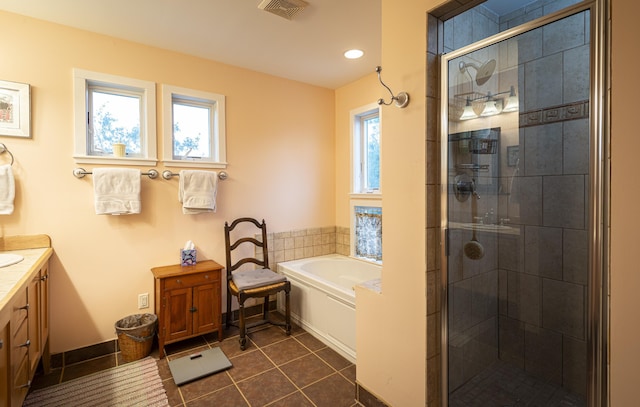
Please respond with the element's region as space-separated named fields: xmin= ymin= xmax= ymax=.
xmin=161 ymin=84 xmax=227 ymax=168
xmin=350 ymin=102 xmax=381 ymax=194
xmin=73 ymin=68 xmax=157 ymax=165
xmin=350 ymin=198 xmax=383 ymax=261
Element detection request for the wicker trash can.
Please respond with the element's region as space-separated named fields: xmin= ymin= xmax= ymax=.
xmin=115 ymin=313 xmax=157 ymax=362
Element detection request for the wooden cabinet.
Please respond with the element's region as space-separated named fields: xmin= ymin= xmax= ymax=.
xmin=0 ymin=322 xmax=9 ymax=407
xmin=0 ymin=235 xmax=52 ymax=407
xmin=152 ymin=260 xmax=223 ymax=357
xmin=11 ymin=288 xmax=30 ymax=407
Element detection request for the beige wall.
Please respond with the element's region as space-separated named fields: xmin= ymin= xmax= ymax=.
xmin=352 ymin=0 xmax=432 ymax=405
xmin=0 ymin=11 xmax=335 ymax=353
xmin=2 ymin=0 xmax=636 ymax=404
xmin=334 ymin=72 xmax=379 ymax=228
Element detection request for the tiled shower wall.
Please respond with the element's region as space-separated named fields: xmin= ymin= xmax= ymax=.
xmin=427 ymin=1 xmax=589 ymax=405
xmin=497 ymin=7 xmax=590 ymax=397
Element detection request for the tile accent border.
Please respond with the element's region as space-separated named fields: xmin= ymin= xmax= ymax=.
xmin=519 ymin=100 xmax=589 ymax=128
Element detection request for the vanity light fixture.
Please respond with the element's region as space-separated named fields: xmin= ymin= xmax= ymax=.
xmin=458 ymin=86 xmax=519 ymax=120
xmin=480 ymin=93 xmax=500 ymax=117
xmin=375 ymin=66 xmax=410 ymax=108
xmin=460 ymin=97 xmax=478 ymax=120
xmin=502 ymin=86 xmax=519 ymax=112
xmin=344 ymin=49 xmax=364 ymax=59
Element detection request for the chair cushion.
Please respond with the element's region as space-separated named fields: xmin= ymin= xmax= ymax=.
xmin=232 ymin=268 xmax=286 ymax=291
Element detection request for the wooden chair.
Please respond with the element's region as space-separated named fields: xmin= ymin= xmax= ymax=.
xmin=224 ymin=217 xmax=291 ymax=350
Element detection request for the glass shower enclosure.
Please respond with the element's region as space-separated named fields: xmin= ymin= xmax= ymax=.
xmin=441 ymin=3 xmax=604 ymax=406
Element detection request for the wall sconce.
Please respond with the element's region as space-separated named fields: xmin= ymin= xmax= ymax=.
xmin=459 ymin=86 xmax=519 ymax=121
xmin=375 ymin=66 xmax=409 ymax=108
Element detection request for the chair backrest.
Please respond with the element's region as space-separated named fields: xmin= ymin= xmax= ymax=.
xmin=224 ymin=217 xmax=270 ymax=281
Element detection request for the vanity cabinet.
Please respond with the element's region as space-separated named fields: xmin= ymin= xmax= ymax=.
xmin=0 ymin=235 xmax=52 ymax=407
xmin=0 ymin=322 xmax=8 ymax=406
xmin=152 ymin=260 xmax=223 ymax=357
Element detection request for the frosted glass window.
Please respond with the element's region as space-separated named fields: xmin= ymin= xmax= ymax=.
xmin=355 ymin=206 xmax=382 ymax=261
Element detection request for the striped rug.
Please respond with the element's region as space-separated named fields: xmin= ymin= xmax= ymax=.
xmin=24 ymin=357 xmax=168 ymax=407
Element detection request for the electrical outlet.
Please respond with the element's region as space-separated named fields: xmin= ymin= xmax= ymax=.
xmin=138 ymin=293 xmax=149 ymax=309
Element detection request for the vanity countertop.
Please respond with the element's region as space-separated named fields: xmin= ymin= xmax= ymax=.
xmin=0 ymin=235 xmax=53 ymax=311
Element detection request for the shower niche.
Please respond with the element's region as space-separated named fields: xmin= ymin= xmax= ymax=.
xmin=449 ymin=127 xmax=500 ymax=205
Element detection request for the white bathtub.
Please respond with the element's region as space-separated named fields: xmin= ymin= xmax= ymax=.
xmin=276 ymin=254 xmax=381 ymax=363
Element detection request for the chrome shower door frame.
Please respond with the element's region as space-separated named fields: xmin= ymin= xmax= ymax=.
xmin=438 ymin=1 xmax=609 ymax=406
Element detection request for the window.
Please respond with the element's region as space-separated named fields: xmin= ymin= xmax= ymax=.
xmin=73 ymin=69 xmax=156 ymax=165
xmin=354 ymin=205 xmax=382 ymax=262
xmin=162 ymin=85 xmax=226 ymax=168
xmin=350 ymin=103 xmax=382 ymax=262
xmin=351 ymin=104 xmax=380 ymax=194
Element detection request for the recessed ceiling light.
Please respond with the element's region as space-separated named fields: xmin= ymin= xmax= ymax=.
xmin=344 ymin=49 xmax=364 ymax=59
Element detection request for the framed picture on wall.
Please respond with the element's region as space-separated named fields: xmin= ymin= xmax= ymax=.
xmin=0 ymin=80 xmax=31 ymax=138
xmin=507 ymin=145 xmax=519 ymax=167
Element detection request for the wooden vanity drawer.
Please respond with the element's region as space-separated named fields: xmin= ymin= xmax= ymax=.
xmin=11 ymin=320 xmax=28 ymax=372
xmin=164 ymin=272 xmax=219 ymax=290
xmin=10 ymin=290 xmax=28 ymax=329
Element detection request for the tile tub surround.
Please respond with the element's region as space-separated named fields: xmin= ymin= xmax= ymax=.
xmin=257 ymin=226 xmax=351 ymax=264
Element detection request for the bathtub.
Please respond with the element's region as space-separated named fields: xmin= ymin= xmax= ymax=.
xmin=276 ymin=254 xmax=381 ymax=363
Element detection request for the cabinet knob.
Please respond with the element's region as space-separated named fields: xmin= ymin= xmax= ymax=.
xmin=0 ymin=339 xmax=3 ymax=349
xmin=176 ymin=279 xmax=182 ymax=284
xmin=204 ymin=274 xmax=209 ymax=279
xmin=18 ymin=303 xmax=30 ymax=311
xmin=19 ymin=380 xmax=32 ymax=389
xmin=41 ymin=274 xmax=49 ymax=281
xmin=189 ymin=307 xmax=197 ymax=313
xmin=19 ymin=339 xmax=31 ymax=348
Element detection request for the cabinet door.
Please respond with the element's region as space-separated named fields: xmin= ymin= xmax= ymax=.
xmin=27 ymin=273 xmax=41 ymax=377
xmin=165 ymin=287 xmax=193 ymax=343
xmin=11 ymin=319 xmax=29 ymax=407
xmin=39 ymin=264 xmax=50 ymax=374
xmin=0 ymin=322 xmax=9 ymax=407
xmin=40 ymin=264 xmax=49 ymax=353
xmin=193 ymin=283 xmax=218 ymax=334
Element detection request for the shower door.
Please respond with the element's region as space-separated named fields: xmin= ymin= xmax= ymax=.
xmin=442 ymin=4 xmax=601 ymax=407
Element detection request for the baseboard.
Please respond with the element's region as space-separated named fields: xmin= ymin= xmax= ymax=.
xmin=50 ymin=301 xmax=277 ymax=369
xmin=356 ymin=382 xmax=390 ymax=407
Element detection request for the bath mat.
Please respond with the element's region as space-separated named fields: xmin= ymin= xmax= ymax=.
xmin=23 ymin=356 xmax=168 ymax=407
xmin=168 ymin=347 xmax=232 ymax=386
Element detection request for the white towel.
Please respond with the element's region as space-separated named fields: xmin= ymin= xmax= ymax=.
xmin=93 ymin=168 xmax=141 ymax=215
xmin=0 ymin=164 xmax=15 ymax=215
xmin=179 ymin=170 xmax=218 ymax=214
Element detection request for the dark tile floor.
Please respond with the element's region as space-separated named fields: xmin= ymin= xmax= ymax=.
xmin=448 ymin=361 xmax=586 ymax=407
xmin=30 ymin=314 xmax=360 ymax=407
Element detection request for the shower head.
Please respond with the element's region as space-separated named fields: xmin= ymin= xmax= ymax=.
xmin=459 ymin=59 xmax=496 ymax=86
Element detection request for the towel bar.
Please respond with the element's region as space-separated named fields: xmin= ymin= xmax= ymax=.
xmin=73 ymin=168 xmax=159 ymax=179
xmin=0 ymin=143 xmax=14 ymax=166
xmin=162 ymin=170 xmax=228 ymax=181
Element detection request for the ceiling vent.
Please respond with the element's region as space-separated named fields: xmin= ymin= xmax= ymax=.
xmin=258 ymin=0 xmax=309 ymax=20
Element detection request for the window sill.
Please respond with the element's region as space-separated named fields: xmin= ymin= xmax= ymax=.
xmin=73 ymin=155 xmax=158 ymax=166
xmin=162 ymin=160 xmax=228 ymax=169
xmin=350 ymin=193 xmax=382 ymax=200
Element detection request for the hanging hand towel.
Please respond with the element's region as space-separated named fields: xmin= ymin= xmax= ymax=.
xmin=179 ymin=170 xmax=218 ymax=214
xmin=93 ymin=168 xmax=141 ymax=215
xmin=0 ymin=164 xmax=15 ymax=215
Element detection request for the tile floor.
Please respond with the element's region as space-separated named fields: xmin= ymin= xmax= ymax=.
xmin=448 ymin=361 xmax=586 ymax=407
xmin=30 ymin=314 xmax=360 ymax=407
